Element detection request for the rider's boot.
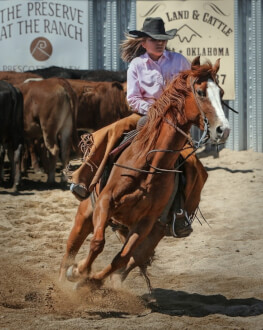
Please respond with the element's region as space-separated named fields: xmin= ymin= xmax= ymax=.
xmin=167 ymin=150 xmax=208 ymax=238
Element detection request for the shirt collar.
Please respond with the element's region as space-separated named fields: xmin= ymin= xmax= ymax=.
xmin=142 ymin=50 xmax=169 ymax=63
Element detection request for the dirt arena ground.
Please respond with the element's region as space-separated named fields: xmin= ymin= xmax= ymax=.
xmin=1 ymin=148 xmax=263 ymax=329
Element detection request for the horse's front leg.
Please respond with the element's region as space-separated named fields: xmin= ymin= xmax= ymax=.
xmin=90 ymin=216 xmax=156 ymax=284
xmin=59 ymin=197 xmax=94 ymax=281
xmin=67 ymin=194 xmax=112 ymax=283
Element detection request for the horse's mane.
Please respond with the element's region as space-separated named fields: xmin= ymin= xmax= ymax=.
xmin=134 ymin=60 xmax=216 ymax=151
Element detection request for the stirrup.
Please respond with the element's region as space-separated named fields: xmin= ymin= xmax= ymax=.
xmin=170 ymin=209 xmax=193 ymax=238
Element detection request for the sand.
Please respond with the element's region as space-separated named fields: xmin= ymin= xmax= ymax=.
xmin=1 ymin=148 xmax=263 ymax=329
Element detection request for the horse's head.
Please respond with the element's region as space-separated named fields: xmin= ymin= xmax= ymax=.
xmin=185 ymin=56 xmax=230 ymax=144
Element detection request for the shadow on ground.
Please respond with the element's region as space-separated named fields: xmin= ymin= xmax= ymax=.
xmin=143 ymin=288 xmax=263 ymax=317
xmin=205 ymin=166 xmax=253 ymax=174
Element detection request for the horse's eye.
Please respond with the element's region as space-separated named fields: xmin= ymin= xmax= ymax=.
xmin=197 ymin=89 xmax=206 ymax=97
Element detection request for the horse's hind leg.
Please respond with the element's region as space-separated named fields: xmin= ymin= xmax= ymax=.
xmin=90 ymin=217 xmax=156 ymax=285
xmin=59 ymin=197 xmax=94 ymax=281
xmin=114 ymin=221 xmax=167 ymax=291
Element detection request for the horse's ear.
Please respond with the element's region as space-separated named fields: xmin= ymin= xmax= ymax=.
xmin=191 ymin=56 xmax=200 ymax=68
xmin=213 ymin=58 xmax=220 ymax=73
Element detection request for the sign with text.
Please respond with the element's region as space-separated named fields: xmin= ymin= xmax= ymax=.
xmin=0 ymin=0 xmax=88 ymax=71
xmin=136 ymin=0 xmax=235 ymax=99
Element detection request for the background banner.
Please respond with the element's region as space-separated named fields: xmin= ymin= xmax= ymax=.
xmin=136 ymin=0 xmax=235 ymax=99
xmin=0 ymin=0 xmax=88 ymax=71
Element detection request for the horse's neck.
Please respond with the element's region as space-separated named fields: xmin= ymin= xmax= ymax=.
xmin=149 ymin=121 xmax=190 ymax=170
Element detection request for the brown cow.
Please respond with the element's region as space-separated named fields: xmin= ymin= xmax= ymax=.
xmin=0 ymin=71 xmax=42 ymax=84
xmin=66 ymin=80 xmax=131 ymax=131
xmin=16 ymin=78 xmax=79 ymax=184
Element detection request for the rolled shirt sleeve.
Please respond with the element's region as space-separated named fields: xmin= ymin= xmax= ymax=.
xmin=127 ymin=62 xmax=154 ymax=115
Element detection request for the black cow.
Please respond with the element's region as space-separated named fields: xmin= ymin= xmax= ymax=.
xmin=0 ymin=81 xmax=24 ymax=191
xmin=26 ymin=66 xmax=127 ymax=82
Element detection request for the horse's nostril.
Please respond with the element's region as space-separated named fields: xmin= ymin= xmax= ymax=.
xmin=216 ymin=126 xmax=223 ymax=135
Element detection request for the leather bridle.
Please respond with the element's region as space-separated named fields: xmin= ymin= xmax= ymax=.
xmin=113 ymin=77 xmax=210 ymax=175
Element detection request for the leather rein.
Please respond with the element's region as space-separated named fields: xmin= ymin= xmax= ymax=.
xmin=113 ymin=77 xmax=215 ymax=175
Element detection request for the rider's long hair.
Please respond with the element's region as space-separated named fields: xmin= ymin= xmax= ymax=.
xmin=120 ymin=34 xmax=171 ymax=63
xmin=120 ymin=34 xmax=146 ymax=63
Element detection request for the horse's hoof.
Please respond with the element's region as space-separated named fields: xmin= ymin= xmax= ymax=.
xmin=72 ymin=278 xmax=102 ymax=291
xmin=66 ymin=265 xmax=79 ymax=282
xmin=88 ymin=277 xmax=103 ymax=289
xmin=73 ymin=279 xmax=89 ymax=290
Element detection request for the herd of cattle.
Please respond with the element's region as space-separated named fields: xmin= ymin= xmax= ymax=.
xmin=0 ymin=67 xmax=131 ymax=191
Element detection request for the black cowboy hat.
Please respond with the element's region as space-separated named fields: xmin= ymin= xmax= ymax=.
xmin=129 ymin=17 xmax=177 ymax=40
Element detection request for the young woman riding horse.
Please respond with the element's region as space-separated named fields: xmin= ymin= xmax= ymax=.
xmin=60 ymin=55 xmax=230 ymax=288
xmin=69 ymin=17 xmax=206 ymax=237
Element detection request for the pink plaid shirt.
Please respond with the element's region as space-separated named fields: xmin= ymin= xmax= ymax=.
xmin=127 ymin=50 xmax=190 ymax=115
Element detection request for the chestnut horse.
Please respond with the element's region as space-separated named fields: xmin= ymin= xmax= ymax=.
xmin=60 ymin=57 xmax=230 ymax=289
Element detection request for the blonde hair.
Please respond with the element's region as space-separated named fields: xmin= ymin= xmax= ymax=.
xmin=120 ymin=34 xmax=146 ymax=63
